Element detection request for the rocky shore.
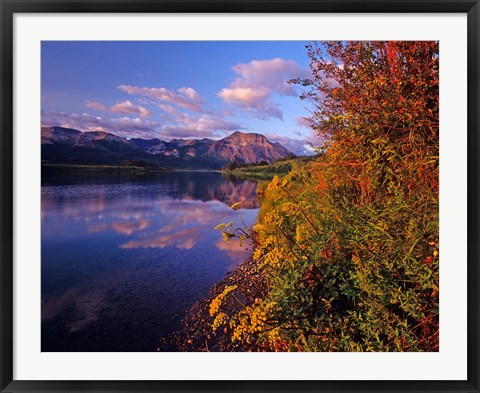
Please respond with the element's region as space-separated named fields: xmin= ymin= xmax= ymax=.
xmin=157 ymin=253 xmax=267 ymax=352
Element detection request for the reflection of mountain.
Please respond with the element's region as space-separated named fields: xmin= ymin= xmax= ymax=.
xmin=41 ymin=126 xmax=294 ymax=169
xmin=155 ymin=172 xmax=260 ymax=209
xmin=42 ymin=169 xmax=264 ymax=352
xmin=41 ymin=170 xmax=261 ymax=352
xmin=42 ymin=171 xmax=260 ymax=210
xmin=42 ymin=176 xmax=259 ymax=254
xmin=206 ymin=181 xmax=259 ymax=209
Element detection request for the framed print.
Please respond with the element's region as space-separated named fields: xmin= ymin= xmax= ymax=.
xmin=1 ymin=1 xmax=479 ymax=392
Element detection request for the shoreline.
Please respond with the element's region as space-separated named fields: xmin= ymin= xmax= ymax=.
xmin=41 ymin=163 xmax=222 ymax=174
xmin=158 ymin=250 xmax=267 ymax=352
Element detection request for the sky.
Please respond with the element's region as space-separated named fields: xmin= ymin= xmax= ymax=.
xmin=41 ymin=41 xmax=321 ymax=155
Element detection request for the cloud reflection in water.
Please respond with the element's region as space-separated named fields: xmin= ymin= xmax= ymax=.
xmin=41 ymin=172 xmax=260 ymax=351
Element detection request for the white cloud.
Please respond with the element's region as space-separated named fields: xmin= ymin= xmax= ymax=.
xmin=84 ymin=100 xmax=107 ymax=111
xmin=41 ymin=111 xmax=160 ymax=139
xmin=118 ymin=85 xmax=204 ymax=112
xmin=41 ymin=110 xmax=241 ymax=141
xmin=218 ymin=58 xmax=310 ymax=119
xmin=158 ymin=104 xmax=182 ymax=117
xmin=110 ymin=100 xmax=152 ymax=118
xmin=159 ymin=113 xmax=241 ymax=140
xmin=264 ymin=132 xmax=310 ymax=156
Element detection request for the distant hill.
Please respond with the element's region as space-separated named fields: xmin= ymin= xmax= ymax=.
xmin=41 ymin=126 xmax=295 ymax=169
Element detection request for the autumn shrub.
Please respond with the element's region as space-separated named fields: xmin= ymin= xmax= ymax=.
xmin=211 ymin=41 xmax=439 ymax=351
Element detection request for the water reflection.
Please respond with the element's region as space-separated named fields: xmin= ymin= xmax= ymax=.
xmin=41 ymin=171 xmax=259 ymax=351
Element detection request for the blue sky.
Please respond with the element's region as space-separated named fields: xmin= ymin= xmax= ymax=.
xmin=41 ymin=41 xmax=320 ymax=155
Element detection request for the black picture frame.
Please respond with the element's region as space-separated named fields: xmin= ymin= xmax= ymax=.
xmin=1 ymin=1 xmax=479 ymax=392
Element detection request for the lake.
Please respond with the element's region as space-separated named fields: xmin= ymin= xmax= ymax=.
xmin=41 ymin=171 xmax=260 ymax=351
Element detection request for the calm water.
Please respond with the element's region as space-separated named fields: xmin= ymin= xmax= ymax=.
xmin=41 ymin=171 xmax=260 ymax=351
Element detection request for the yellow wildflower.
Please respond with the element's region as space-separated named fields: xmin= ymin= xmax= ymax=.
xmin=267 ymin=176 xmax=280 ymax=191
xmin=230 ymin=202 xmax=241 ymax=210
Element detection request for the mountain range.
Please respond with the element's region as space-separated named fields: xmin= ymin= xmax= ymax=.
xmin=41 ymin=126 xmax=295 ymax=169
